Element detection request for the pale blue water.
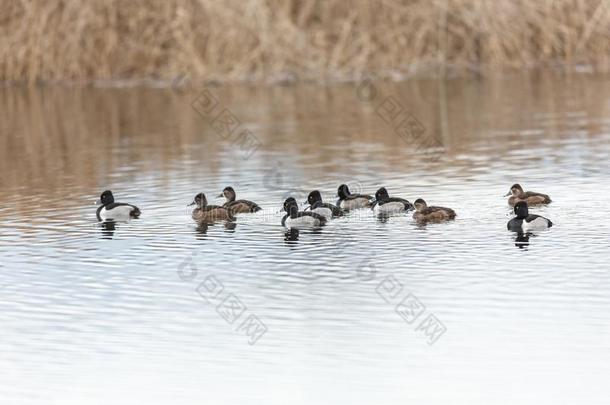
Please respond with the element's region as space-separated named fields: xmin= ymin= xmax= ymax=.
xmin=1 ymin=72 xmax=610 ymax=404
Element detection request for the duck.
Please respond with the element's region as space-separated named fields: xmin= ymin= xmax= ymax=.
xmin=507 ymin=201 xmax=552 ymax=232
xmin=304 ymin=190 xmax=345 ymax=219
xmin=412 ymin=198 xmax=456 ymax=223
xmin=189 ymin=192 xmax=235 ymax=222
xmin=96 ymin=190 xmax=141 ymax=221
xmin=218 ymin=186 xmax=261 ymax=213
xmin=505 ymin=183 xmax=551 ymax=206
xmin=336 ymin=184 xmax=373 ymax=210
xmin=371 ymin=187 xmax=414 ymax=214
xmin=281 ymin=197 xmax=327 ymax=229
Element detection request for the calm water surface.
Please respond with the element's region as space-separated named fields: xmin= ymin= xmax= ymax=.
xmin=1 ymin=72 xmax=610 ymax=404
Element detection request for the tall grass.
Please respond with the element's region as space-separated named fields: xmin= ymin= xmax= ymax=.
xmin=2 ymin=0 xmax=609 ymax=84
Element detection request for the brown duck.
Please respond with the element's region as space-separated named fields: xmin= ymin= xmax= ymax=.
xmin=413 ymin=199 xmax=456 ymax=223
xmin=505 ymin=184 xmax=551 ymax=206
xmin=189 ymin=192 xmax=235 ymax=222
xmin=218 ymin=186 xmax=261 ymax=214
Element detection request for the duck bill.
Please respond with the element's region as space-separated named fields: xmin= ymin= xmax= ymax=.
xmin=503 ymin=192 xmax=511 ymax=197
xmin=187 ymin=201 xmax=196 ymax=206
xmin=216 ymin=193 xmax=224 ymax=198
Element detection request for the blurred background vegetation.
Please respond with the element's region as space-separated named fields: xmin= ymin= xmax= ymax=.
xmin=1 ymin=0 xmax=609 ymax=84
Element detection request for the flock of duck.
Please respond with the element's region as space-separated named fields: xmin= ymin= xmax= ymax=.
xmin=95 ymin=183 xmax=553 ymax=233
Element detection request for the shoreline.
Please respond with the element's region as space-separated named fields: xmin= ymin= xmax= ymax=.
xmin=0 ymin=63 xmax=605 ymax=89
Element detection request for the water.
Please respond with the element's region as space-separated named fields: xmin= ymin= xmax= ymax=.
xmin=1 ymin=71 xmax=610 ymax=404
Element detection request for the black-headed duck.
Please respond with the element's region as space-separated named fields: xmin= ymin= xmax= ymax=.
xmin=218 ymin=186 xmax=261 ymax=214
xmin=412 ymin=198 xmax=456 ymax=223
xmin=282 ymin=197 xmax=327 ymax=229
xmin=507 ymin=201 xmax=552 ymax=232
xmin=505 ymin=183 xmax=551 ymax=206
xmin=336 ymin=184 xmax=373 ymax=210
xmin=189 ymin=192 xmax=235 ymax=222
xmin=305 ymin=190 xmax=345 ymax=220
xmin=96 ymin=190 xmax=141 ymax=221
xmin=371 ymin=187 xmax=414 ymax=214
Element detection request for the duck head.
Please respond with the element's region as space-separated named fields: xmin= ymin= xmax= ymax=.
xmin=218 ymin=186 xmax=236 ymax=202
xmin=514 ymin=201 xmax=529 ymax=219
xmin=99 ymin=190 xmax=114 ymax=206
xmin=505 ymin=183 xmax=524 ymax=197
xmin=189 ymin=193 xmax=207 ymax=208
xmin=306 ymin=190 xmax=323 ymax=205
xmin=374 ymin=187 xmax=389 ymax=202
xmin=413 ymin=198 xmax=427 ymax=211
xmin=283 ymin=197 xmax=299 ymax=218
xmin=337 ymin=184 xmax=350 ymax=199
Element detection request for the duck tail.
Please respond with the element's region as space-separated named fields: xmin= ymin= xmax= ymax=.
xmin=131 ymin=206 xmax=141 ymax=218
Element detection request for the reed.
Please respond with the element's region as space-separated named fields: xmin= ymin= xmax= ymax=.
xmin=1 ymin=0 xmax=609 ymax=84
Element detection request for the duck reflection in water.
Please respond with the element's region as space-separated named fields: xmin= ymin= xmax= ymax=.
xmin=514 ymin=232 xmax=531 ymax=249
xmin=195 ymin=220 xmax=237 ymax=238
xmin=283 ymin=227 xmax=324 ymax=245
xmin=284 ymin=228 xmax=300 ymax=243
xmin=99 ymin=220 xmax=116 ymax=239
xmin=375 ymin=213 xmax=393 ymax=223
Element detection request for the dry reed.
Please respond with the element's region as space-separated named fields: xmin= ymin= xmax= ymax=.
xmin=1 ymin=0 xmax=609 ymax=84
